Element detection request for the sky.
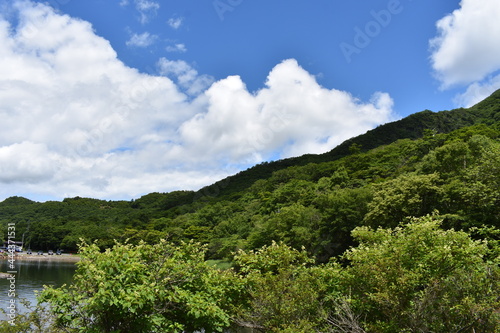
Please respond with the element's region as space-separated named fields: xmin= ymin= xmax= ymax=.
xmin=1 ymin=0 xmax=500 ymax=202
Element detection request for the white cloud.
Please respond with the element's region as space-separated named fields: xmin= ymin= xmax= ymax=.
xmin=430 ymin=0 xmax=500 ymax=87
xmin=430 ymin=0 xmax=500 ymax=106
xmin=135 ymin=0 xmax=159 ymax=12
xmin=166 ymin=43 xmax=187 ymax=53
xmin=126 ymin=31 xmax=157 ymax=47
xmin=0 ymin=1 xmax=198 ymax=200
xmin=0 ymin=142 xmax=60 ymax=184
xmin=454 ymin=74 xmax=500 ymax=107
xmin=157 ymin=58 xmax=214 ymax=95
xmin=168 ymin=17 xmax=183 ymax=30
xmin=136 ymin=0 xmax=159 ymax=24
xmin=0 ymin=1 xmax=394 ymax=202
xmin=176 ymin=59 xmax=394 ymax=164
xmin=123 ymin=0 xmax=159 ymax=24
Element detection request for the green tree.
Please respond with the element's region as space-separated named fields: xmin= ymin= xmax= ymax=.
xmin=314 ymin=186 xmax=372 ymax=260
xmin=247 ymin=203 xmax=322 ymax=253
xmin=39 ymin=240 xmax=243 ymax=333
xmin=364 ymin=173 xmax=442 ymax=227
xmin=459 ymin=135 xmax=500 ymax=224
xmin=233 ymin=242 xmax=339 ymax=332
xmin=343 ymin=215 xmax=500 ymax=332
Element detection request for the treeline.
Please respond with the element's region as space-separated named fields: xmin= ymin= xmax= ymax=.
xmin=3 ymin=215 xmax=499 ymax=332
xmin=197 ymin=88 xmax=500 ymax=197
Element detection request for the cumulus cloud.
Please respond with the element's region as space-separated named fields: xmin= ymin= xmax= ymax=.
xmin=176 ymin=59 xmax=394 ymax=163
xmin=0 ymin=1 xmax=394 ymax=202
xmin=126 ymin=31 xmax=157 ymax=47
xmin=430 ymin=0 xmax=500 ymax=106
xmin=430 ymin=0 xmax=500 ymax=87
xmin=0 ymin=1 xmax=198 ymax=199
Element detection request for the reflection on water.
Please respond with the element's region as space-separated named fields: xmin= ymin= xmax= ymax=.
xmin=0 ymin=259 xmax=76 ymax=320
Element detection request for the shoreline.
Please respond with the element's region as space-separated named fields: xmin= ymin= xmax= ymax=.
xmin=1 ymin=253 xmax=80 ymax=262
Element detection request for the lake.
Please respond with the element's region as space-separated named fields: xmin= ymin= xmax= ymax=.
xmin=0 ymin=258 xmax=77 ymax=321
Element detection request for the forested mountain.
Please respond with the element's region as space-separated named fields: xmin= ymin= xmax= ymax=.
xmin=200 ymin=88 xmax=500 ymax=197
xmin=1 ymin=90 xmax=499 ymax=260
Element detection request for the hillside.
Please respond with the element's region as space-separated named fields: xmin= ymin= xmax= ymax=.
xmin=1 ymin=90 xmax=499 ymax=260
xmin=199 ymin=89 xmax=500 ymax=199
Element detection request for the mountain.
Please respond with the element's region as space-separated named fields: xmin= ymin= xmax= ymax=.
xmin=198 ymin=89 xmax=500 ymax=200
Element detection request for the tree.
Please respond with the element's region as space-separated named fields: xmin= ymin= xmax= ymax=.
xmin=314 ymin=186 xmax=372 ymax=260
xmin=39 ymin=240 xmax=243 ymax=333
xmin=363 ymin=173 xmax=442 ymax=227
xmin=247 ymin=203 xmax=322 ymax=253
xmin=232 ymin=242 xmax=339 ymax=332
xmin=343 ymin=214 xmax=500 ymax=332
xmin=424 ymin=135 xmax=500 ymax=226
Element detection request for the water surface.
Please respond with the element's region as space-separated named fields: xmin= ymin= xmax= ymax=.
xmin=0 ymin=258 xmax=76 ymax=320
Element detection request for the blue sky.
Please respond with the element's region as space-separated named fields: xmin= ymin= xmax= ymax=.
xmin=64 ymin=0 xmax=459 ymax=112
xmin=62 ymin=0 xmax=463 ymax=112
xmin=1 ymin=0 xmax=500 ymax=201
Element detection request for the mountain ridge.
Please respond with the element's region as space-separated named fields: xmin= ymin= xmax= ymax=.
xmin=197 ymin=89 xmax=500 ymax=200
